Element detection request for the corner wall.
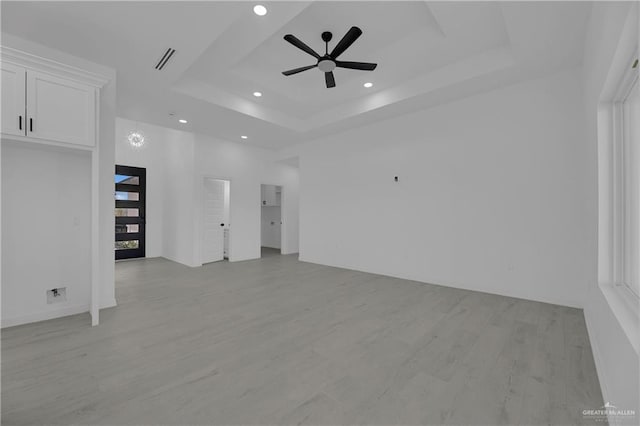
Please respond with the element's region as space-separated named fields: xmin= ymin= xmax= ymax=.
xmin=1 ymin=143 xmax=91 ymax=326
xmin=115 ymin=122 xmax=166 ymax=258
xmin=0 ymin=34 xmax=116 ymax=327
xmin=115 ymin=118 xmax=299 ymax=267
xmin=297 ymin=68 xmax=588 ymax=308
xmin=582 ymin=2 xmax=639 ymax=418
xmin=193 ymin=133 xmax=300 ymax=263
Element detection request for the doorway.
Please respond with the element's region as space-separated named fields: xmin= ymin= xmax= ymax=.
xmin=261 ymin=184 xmax=282 ymax=257
xmin=202 ymin=178 xmax=230 ymax=264
xmin=115 ymin=165 xmax=146 ymax=260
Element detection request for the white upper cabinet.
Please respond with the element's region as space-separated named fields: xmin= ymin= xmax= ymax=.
xmin=26 ymin=70 xmax=96 ymax=147
xmin=1 ymin=54 xmax=98 ymax=148
xmin=1 ymin=63 xmax=26 ymax=137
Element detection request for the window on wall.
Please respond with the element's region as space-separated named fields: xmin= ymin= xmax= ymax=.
xmin=614 ymin=55 xmax=639 ymax=299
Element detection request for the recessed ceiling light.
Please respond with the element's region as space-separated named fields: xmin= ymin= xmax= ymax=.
xmin=253 ymin=5 xmax=267 ymax=16
xmin=178 ymin=119 xmax=188 ymax=124
xmin=253 ymin=91 xmax=262 ymax=97
xmin=364 ymin=82 xmax=373 ymax=88
xmin=241 ymin=135 xmax=248 ymax=139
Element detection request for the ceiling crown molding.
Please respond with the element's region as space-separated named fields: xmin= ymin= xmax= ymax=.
xmin=0 ymin=45 xmax=110 ymax=87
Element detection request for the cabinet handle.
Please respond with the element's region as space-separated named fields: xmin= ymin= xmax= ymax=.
xmin=19 ymin=116 xmax=22 ymax=130
xmin=29 ymin=118 xmax=33 ymax=132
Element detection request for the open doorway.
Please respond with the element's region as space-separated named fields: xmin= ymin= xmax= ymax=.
xmin=202 ymin=178 xmax=230 ymax=264
xmin=261 ymin=184 xmax=282 ymax=257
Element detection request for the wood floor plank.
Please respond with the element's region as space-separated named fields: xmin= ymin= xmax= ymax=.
xmin=1 ymin=254 xmax=604 ymax=425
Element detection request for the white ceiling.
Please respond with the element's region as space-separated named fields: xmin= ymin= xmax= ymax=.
xmin=1 ymin=1 xmax=592 ymax=150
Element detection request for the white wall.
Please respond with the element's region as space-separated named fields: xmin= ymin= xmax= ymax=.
xmin=1 ymin=34 xmax=116 ymax=327
xmin=116 ymin=118 xmax=300 ymax=267
xmin=1 ymin=143 xmax=91 ymax=326
xmin=193 ymin=133 xmax=299 ymax=263
xmin=297 ymin=68 xmax=588 ymax=308
xmin=280 ymin=169 xmax=300 ymax=255
xmin=261 ymin=206 xmax=281 ymax=249
xmin=115 ymin=122 xmax=165 ymax=258
xmin=582 ymin=2 xmax=639 ymax=419
xmin=163 ymin=128 xmax=197 ymax=266
xmin=117 ymin=119 xmax=198 ymax=266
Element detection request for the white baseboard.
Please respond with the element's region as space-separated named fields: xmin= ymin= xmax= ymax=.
xmin=584 ymin=308 xmax=615 ymax=426
xmin=100 ymin=297 xmax=117 ymax=309
xmin=298 ymin=255 xmax=583 ymax=309
xmin=1 ymin=303 xmax=89 ymax=328
xmin=1 ymin=297 xmax=118 ymax=328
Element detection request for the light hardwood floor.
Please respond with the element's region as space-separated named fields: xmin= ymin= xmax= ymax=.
xmin=2 ymin=254 xmax=604 ymax=425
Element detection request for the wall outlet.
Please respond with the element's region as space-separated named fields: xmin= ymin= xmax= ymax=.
xmin=47 ymin=287 xmax=67 ymax=304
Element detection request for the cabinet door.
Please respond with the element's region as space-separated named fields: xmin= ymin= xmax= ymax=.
xmin=26 ymin=70 xmax=96 ymax=147
xmin=1 ymin=63 xmax=26 ymax=137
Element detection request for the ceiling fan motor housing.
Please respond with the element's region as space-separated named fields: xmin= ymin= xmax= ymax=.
xmin=318 ymin=58 xmax=336 ymax=72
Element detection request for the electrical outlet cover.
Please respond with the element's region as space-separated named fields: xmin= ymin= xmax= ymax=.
xmin=46 ymin=287 xmax=67 ymax=304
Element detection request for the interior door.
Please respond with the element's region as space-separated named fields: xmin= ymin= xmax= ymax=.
xmin=1 ymin=63 xmax=26 ymax=137
xmin=202 ymin=178 xmax=225 ymax=263
xmin=115 ymin=165 xmax=146 ymax=260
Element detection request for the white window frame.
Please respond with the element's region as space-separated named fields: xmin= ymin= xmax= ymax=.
xmin=596 ymin=21 xmax=639 ymax=354
xmin=612 ymin=58 xmax=639 ymax=300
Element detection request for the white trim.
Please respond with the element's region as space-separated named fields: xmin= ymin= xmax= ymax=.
xmin=591 ymin=7 xmax=640 ymax=414
xmin=610 ymin=56 xmax=639 ymax=294
xmin=0 ymin=133 xmax=95 ymax=151
xmin=298 ymin=256 xmax=584 ymax=309
xmin=0 ymin=46 xmax=109 ymax=88
xmin=621 ymin=74 xmax=639 ymax=299
xmin=100 ymin=297 xmax=117 ymax=310
xmin=596 ymin=14 xmax=639 ymax=341
xmin=91 ymin=87 xmax=101 ymax=326
xmin=599 ymin=283 xmax=640 ymax=354
xmin=91 ymin=149 xmax=100 ymax=326
xmin=1 ymin=304 xmax=90 ymax=329
xmin=584 ymin=310 xmax=614 ymax=425
xmin=611 ymin=100 xmax=625 ymax=285
xmin=607 ymin=56 xmax=639 ymax=300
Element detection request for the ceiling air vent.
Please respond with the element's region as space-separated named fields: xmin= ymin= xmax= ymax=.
xmin=155 ymin=48 xmax=176 ymax=71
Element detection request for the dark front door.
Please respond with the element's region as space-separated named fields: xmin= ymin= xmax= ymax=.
xmin=115 ymin=165 xmax=146 ymax=260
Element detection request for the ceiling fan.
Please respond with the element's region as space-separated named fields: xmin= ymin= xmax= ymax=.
xmin=282 ymin=26 xmax=377 ymax=88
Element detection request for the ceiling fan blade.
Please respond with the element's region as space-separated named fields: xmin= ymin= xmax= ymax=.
xmin=336 ymin=61 xmax=377 ymax=71
xmin=325 ymin=71 xmax=336 ymax=88
xmin=284 ymin=34 xmax=321 ymax=59
xmin=282 ymin=64 xmax=317 ymax=76
xmin=330 ymin=26 xmax=363 ymax=59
